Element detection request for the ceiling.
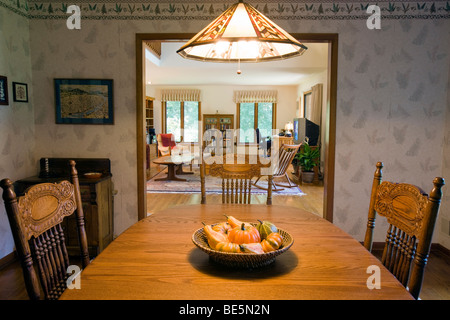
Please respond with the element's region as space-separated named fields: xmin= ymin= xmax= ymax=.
xmin=145 ymin=41 xmax=329 ymax=86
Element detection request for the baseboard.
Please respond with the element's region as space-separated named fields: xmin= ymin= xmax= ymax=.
xmin=363 ymin=241 xmax=450 ymax=258
xmin=0 ymin=251 xmax=17 ymax=269
xmin=431 ymin=243 xmax=450 ymax=259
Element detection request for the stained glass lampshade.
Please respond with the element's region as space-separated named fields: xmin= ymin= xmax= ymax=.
xmin=177 ymin=0 xmax=307 ymax=63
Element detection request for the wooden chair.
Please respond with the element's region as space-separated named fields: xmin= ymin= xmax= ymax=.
xmin=253 ymin=144 xmax=301 ymax=191
xmin=0 ymin=160 xmax=90 ymax=300
xmin=200 ymin=154 xmax=273 ymax=205
xmin=363 ymin=161 xmax=445 ymax=299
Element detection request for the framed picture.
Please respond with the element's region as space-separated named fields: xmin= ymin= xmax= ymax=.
xmin=0 ymin=75 xmax=9 ymax=105
xmin=54 ymin=79 xmax=114 ymax=124
xmin=12 ymin=82 xmax=28 ymax=102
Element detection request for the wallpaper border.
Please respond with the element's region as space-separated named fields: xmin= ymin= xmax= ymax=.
xmin=1 ymin=0 xmax=450 ymax=20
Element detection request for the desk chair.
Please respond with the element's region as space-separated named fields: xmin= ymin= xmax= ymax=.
xmin=1 ymin=160 xmax=90 ymax=300
xmin=363 ymin=161 xmax=445 ymax=299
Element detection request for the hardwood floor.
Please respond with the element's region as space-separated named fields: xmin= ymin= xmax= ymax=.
xmin=1 ymin=175 xmax=449 ymax=300
xmin=146 ymin=179 xmax=325 ymax=218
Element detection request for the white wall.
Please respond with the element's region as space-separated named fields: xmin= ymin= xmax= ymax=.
xmin=147 ymin=84 xmax=299 ymax=136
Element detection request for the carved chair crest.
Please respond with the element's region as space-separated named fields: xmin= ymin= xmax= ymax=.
xmin=374 ymin=181 xmax=428 ymax=237
xmin=18 ymin=181 xmax=77 ymax=240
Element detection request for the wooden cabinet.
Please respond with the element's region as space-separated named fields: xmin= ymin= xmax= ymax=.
xmin=15 ymin=176 xmax=114 ymax=258
xmin=203 ymin=114 xmax=234 ymax=148
xmin=274 ymin=136 xmax=294 ymax=146
xmin=14 ymin=158 xmax=114 ymax=258
xmin=146 ymin=143 xmax=163 ymax=180
xmin=66 ymin=177 xmax=113 ymax=256
xmin=203 ymin=114 xmax=234 ymax=132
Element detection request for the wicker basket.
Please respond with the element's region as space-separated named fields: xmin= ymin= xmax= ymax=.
xmin=192 ymin=224 xmax=294 ymax=269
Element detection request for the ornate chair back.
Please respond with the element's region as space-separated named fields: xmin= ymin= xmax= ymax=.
xmin=1 ymin=160 xmax=90 ymax=300
xmin=200 ymin=154 xmax=273 ymax=205
xmin=363 ymin=162 xmax=445 ymax=299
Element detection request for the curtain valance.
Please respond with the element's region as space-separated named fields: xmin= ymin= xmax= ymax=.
xmin=161 ymin=89 xmax=201 ymax=102
xmin=233 ymin=90 xmax=278 ymax=103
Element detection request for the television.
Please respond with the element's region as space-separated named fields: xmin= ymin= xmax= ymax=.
xmin=293 ymin=118 xmax=320 ymax=146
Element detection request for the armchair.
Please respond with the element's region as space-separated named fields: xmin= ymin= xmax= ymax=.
xmin=156 ymin=133 xmax=193 ymax=170
xmin=156 ymin=133 xmax=177 ymax=157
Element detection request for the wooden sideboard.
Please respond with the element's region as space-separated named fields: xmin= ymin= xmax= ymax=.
xmin=274 ymin=136 xmax=294 ymax=146
xmin=13 ymin=158 xmax=114 ymax=257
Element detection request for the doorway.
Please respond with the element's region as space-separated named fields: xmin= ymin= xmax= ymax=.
xmin=136 ymin=33 xmax=338 ymax=222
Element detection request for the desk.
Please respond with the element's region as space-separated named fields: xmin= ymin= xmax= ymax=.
xmin=60 ymin=204 xmax=413 ymax=300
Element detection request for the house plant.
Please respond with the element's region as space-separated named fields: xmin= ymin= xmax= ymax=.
xmin=291 ymin=152 xmax=301 ymax=175
xmin=295 ymin=140 xmax=320 ymax=183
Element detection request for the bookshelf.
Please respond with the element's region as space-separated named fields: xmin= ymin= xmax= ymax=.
xmin=145 ymin=97 xmax=154 ymax=133
xmin=203 ymin=114 xmax=234 ymax=148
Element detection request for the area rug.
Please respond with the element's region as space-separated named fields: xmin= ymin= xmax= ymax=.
xmin=146 ymin=165 xmax=305 ymax=196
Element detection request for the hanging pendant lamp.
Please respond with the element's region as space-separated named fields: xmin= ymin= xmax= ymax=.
xmin=177 ymin=0 xmax=307 ymax=63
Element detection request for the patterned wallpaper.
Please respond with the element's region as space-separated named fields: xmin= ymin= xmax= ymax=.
xmin=3 ymin=0 xmax=450 ymax=20
xmin=0 ymin=5 xmax=35 ymax=258
xmin=0 ymin=0 xmax=449 ymax=260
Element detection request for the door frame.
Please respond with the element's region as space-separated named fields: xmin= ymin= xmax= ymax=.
xmin=135 ymin=33 xmax=338 ymax=222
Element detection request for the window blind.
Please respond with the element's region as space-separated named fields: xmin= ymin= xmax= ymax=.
xmin=161 ymin=89 xmax=201 ymax=102
xmin=233 ymin=90 xmax=278 ymax=103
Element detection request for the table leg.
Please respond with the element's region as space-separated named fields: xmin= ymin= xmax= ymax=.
xmin=155 ymin=164 xmax=187 ymax=181
xmin=176 ymin=164 xmax=194 ymax=175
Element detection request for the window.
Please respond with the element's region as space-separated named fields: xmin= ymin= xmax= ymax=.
xmin=237 ymin=102 xmax=275 ymax=143
xmin=165 ymin=101 xmax=199 ymax=143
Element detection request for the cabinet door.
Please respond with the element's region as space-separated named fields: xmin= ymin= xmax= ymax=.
xmin=95 ymin=179 xmax=114 ymax=251
xmin=204 ymin=116 xmax=218 ymax=130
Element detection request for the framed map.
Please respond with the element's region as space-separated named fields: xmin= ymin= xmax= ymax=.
xmin=55 ymin=79 xmax=114 ymax=124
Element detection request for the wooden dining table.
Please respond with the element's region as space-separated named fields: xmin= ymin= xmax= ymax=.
xmin=60 ymin=204 xmax=413 ymax=300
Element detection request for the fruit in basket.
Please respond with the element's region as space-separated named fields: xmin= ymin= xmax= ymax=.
xmin=240 ymin=242 xmax=265 ymax=254
xmin=228 ymin=223 xmax=261 ymax=244
xmin=261 ymin=232 xmax=283 ymax=252
xmin=215 ymin=241 xmax=242 ymax=253
xmin=202 ymin=222 xmax=228 ymax=249
xmin=212 ymin=222 xmax=232 ymax=234
xmin=224 ymin=215 xmax=251 ymax=228
xmin=256 ymin=220 xmax=278 ymax=240
xmin=200 ymin=217 xmax=286 ymax=255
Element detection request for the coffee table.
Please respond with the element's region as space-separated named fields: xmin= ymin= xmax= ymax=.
xmin=152 ymin=154 xmax=194 ymax=181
